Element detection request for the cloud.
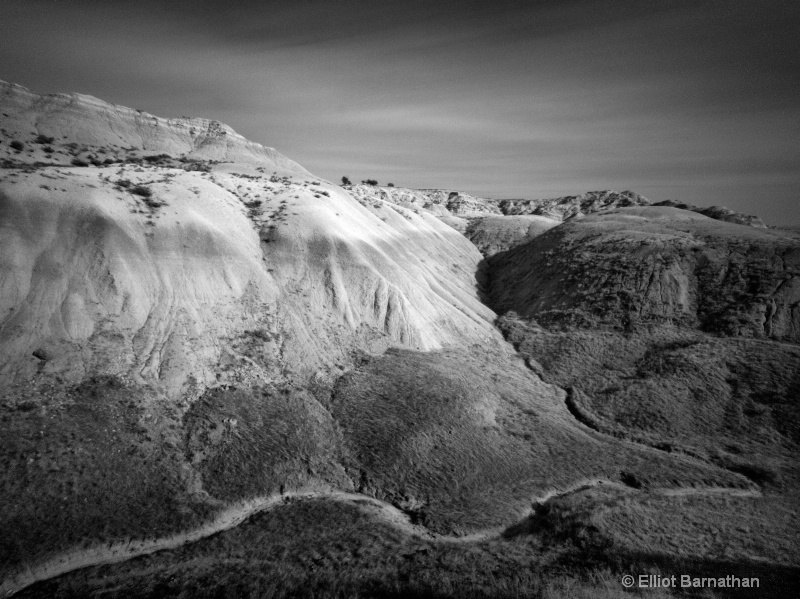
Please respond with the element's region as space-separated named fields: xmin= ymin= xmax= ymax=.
xmin=1 ymin=0 xmax=798 ymax=223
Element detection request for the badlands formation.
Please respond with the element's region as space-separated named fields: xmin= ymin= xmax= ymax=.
xmin=1 ymin=81 xmax=799 ymax=597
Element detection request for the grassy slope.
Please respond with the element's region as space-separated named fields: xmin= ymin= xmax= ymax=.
xmin=329 ymin=347 xmax=750 ymax=535
xmin=0 ymin=377 xmax=213 ymax=572
xmin=484 ymin=209 xmax=800 ymax=574
xmin=19 ymin=491 xmax=800 ymax=599
xmin=13 ymin=496 xmax=667 ymax=599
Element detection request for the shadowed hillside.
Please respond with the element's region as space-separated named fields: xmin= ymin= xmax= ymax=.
xmin=486 ymin=207 xmax=800 ymax=582
xmin=489 ymin=207 xmax=800 ymax=340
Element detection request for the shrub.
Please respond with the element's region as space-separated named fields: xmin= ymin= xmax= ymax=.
xmin=34 ymin=134 xmax=54 ymax=144
xmin=71 ymin=158 xmax=89 ymax=167
xmin=361 ymin=179 xmax=378 ymax=186
xmin=245 ymin=329 xmax=273 ymax=341
xmin=130 ymin=185 xmax=153 ymax=198
xmin=341 ymin=176 xmax=351 ymax=186
xmin=10 ymin=140 xmax=24 ymax=151
xmin=387 ymin=182 xmax=395 ymax=187
xmin=180 ymin=158 xmax=211 ymax=172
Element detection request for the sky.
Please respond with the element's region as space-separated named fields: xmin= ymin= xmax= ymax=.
xmin=1 ymin=0 xmax=798 ymax=224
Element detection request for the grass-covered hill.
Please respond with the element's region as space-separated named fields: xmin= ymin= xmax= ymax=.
xmin=485 ymin=207 xmax=800 ymax=585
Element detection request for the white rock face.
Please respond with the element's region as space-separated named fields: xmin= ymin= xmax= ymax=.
xmin=0 ymin=82 xmax=502 ymax=397
xmin=0 ymin=80 xmax=310 ymax=174
xmin=348 ymin=185 xmax=502 ymax=217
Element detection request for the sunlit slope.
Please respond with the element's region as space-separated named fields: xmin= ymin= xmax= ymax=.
xmin=0 ymin=80 xmax=309 ymax=174
xmin=0 ymin=165 xmax=500 ymax=396
xmin=0 ymin=81 xmax=503 ymax=394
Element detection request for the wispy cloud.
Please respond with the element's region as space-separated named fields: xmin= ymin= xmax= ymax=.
xmin=1 ymin=0 xmax=798 ymax=223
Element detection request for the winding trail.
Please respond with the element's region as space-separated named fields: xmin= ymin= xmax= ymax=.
xmin=0 ymin=481 xmax=761 ymax=597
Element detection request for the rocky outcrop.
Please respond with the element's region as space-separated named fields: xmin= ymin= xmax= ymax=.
xmin=0 ymin=82 xmax=503 ymax=398
xmin=653 ymin=199 xmax=767 ymax=228
xmin=348 ymin=185 xmax=502 ymax=216
xmin=489 ymin=207 xmax=800 ymax=341
xmin=351 ymin=187 xmax=769 ymax=253
xmin=464 ymin=215 xmax=559 ymax=257
xmin=0 ymin=80 xmax=310 ymax=175
xmin=498 ymin=190 xmax=651 ymax=220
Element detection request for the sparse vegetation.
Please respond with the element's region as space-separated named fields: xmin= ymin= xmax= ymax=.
xmin=144 ymin=153 xmax=171 ymax=164
xmin=10 ymin=140 xmax=24 ymax=151
xmin=130 ymin=184 xmax=153 ymax=198
xmin=0 ymin=377 xmax=212 ymax=578
xmin=19 ymin=490 xmax=796 ymax=599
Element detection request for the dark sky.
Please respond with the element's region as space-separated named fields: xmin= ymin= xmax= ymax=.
xmin=2 ymin=0 xmax=798 ymax=224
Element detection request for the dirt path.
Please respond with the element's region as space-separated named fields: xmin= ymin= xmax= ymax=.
xmin=0 ymin=483 xmax=761 ymax=597
xmin=0 ymin=489 xmax=429 ymax=598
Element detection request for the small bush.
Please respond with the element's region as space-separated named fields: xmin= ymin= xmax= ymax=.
xmin=245 ymin=329 xmax=274 ymax=341
xmin=361 ymin=179 xmax=378 ymax=186
xmin=10 ymin=140 xmax=24 ymax=151
xmin=130 ymin=185 xmax=153 ymax=198
xmin=34 ymin=134 xmax=54 ymax=144
xmin=341 ymin=176 xmax=351 ymax=186
xmin=71 ymin=158 xmax=89 ymax=167
xmin=179 ymin=158 xmax=211 ymax=172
